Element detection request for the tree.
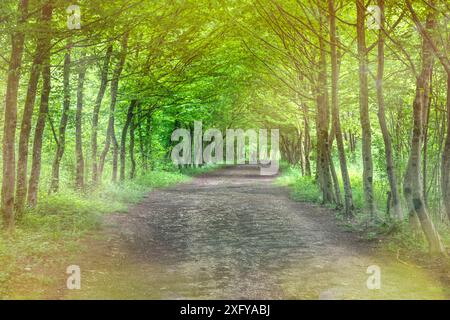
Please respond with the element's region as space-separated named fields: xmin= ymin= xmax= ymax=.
xmin=375 ymin=0 xmax=403 ymax=220
xmin=91 ymin=45 xmax=113 ymax=184
xmin=28 ymin=33 xmax=52 ymax=207
xmin=328 ymin=0 xmax=354 ymax=216
xmin=403 ymin=1 xmax=445 ymax=254
xmin=356 ymin=0 xmax=375 ymax=217
xmin=75 ymin=54 xmax=87 ymax=190
xmin=50 ymin=51 xmax=71 ymax=194
xmin=120 ymin=100 xmax=137 ymax=181
xmin=15 ymin=2 xmax=53 ymax=215
xmin=98 ymin=32 xmax=129 ymax=182
xmin=316 ymin=35 xmax=335 ymax=204
xmin=129 ymin=111 xmax=137 ymax=179
xmin=1 ymin=0 xmax=29 ymax=229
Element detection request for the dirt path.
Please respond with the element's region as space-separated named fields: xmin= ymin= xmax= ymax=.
xmin=65 ymin=165 xmax=449 ymax=299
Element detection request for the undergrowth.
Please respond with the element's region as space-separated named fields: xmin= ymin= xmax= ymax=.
xmin=276 ymin=164 xmax=450 ymax=256
xmin=0 ymin=168 xmax=200 ymax=298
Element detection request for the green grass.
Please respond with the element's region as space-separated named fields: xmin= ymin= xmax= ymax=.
xmin=276 ymin=166 xmax=321 ymax=203
xmin=277 ymin=163 xmax=450 ymax=255
xmin=179 ymin=163 xmax=224 ymax=176
xmin=0 ymin=167 xmax=208 ymax=299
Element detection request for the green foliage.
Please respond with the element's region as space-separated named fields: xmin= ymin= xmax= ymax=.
xmin=179 ymin=164 xmax=223 ymax=176
xmin=279 ymin=162 xmax=450 ymax=254
xmin=276 ymin=166 xmax=321 ymax=203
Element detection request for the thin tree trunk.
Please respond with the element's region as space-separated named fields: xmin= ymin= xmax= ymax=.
xmin=316 ymin=36 xmax=334 ymax=204
xmin=1 ymin=0 xmax=29 ymax=229
xmin=91 ymin=45 xmax=112 ymax=185
xmin=75 ymin=56 xmax=87 ymax=190
xmin=442 ymin=75 xmax=450 ymax=222
xmin=328 ymin=0 xmax=353 ymax=216
xmin=376 ymin=0 xmax=403 ymax=220
xmin=403 ymin=5 xmax=445 ymax=255
xmin=423 ymin=89 xmax=431 ymax=204
xmin=137 ymin=104 xmax=148 ymax=171
xmin=130 ymin=112 xmax=136 ymax=179
xmin=303 ymin=105 xmax=311 ymax=176
xmin=50 ymin=51 xmax=70 ymax=193
xmin=327 ymin=122 xmax=342 ymax=207
xmin=403 ymin=0 xmax=450 ymax=224
xmin=356 ymin=0 xmax=375 ymax=216
xmin=15 ymin=3 xmax=53 ymax=215
xmin=120 ymin=100 xmax=137 ymax=181
xmin=28 ymin=47 xmax=51 ymax=207
xmin=329 ymin=150 xmax=342 ymax=207
xmin=98 ymin=33 xmax=129 ymax=182
xmin=111 ymin=125 xmax=119 ymax=183
xmin=298 ymin=130 xmax=304 ymax=175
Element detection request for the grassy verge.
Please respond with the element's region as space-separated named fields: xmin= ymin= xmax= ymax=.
xmin=276 ymin=164 xmax=450 ymax=254
xmin=0 ymin=168 xmax=209 ymax=299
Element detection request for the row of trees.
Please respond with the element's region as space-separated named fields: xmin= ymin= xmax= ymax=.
xmin=0 ymin=0 xmax=247 ymax=228
xmin=249 ymin=0 xmax=449 ymax=254
xmin=0 ymin=0 xmax=449 ymax=255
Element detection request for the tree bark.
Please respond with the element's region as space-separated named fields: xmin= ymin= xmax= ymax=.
xmin=50 ymin=51 xmax=70 ymax=193
xmin=1 ymin=0 xmax=29 ymax=229
xmin=403 ymin=5 xmax=445 ymax=254
xmin=15 ymin=3 xmax=53 ymax=215
xmin=442 ymin=75 xmax=450 ymax=222
xmin=356 ymin=0 xmax=375 ymax=216
xmin=75 ymin=56 xmax=87 ymax=190
xmin=404 ymin=0 xmax=450 ymax=224
xmin=303 ymin=104 xmax=311 ymax=176
xmin=375 ymin=0 xmax=403 ymax=220
xmin=298 ymin=130 xmax=304 ymax=175
xmin=91 ymin=45 xmax=113 ymax=185
xmin=316 ymin=37 xmax=335 ymax=204
xmin=111 ymin=127 xmax=119 ymax=183
xmin=120 ymin=100 xmax=137 ymax=181
xmin=328 ymin=0 xmax=354 ymax=216
xmin=28 ymin=45 xmax=51 ymax=207
xmin=422 ymin=84 xmax=431 ymax=203
xmin=98 ymin=33 xmax=129 ymax=182
xmin=130 ymin=112 xmax=136 ymax=179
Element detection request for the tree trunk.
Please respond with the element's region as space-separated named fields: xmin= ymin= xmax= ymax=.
xmin=404 ymin=0 xmax=450 ymax=224
xmin=316 ymin=37 xmax=335 ymax=204
xmin=1 ymin=0 xmax=28 ymax=231
xmin=75 ymin=56 xmax=87 ymax=190
xmin=50 ymin=51 xmax=70 ymax=193
xmin=120 ymin=100 xmax=137 ymax=181
xmin=442 ymin=75 xmax=450 ymax=222
xmin=28 ymin=46 xmax=51 ymax=207
xmin=329 ymin=149 xmax=342 ymax=208
xmin=91 ymin=45 xmax=113 ymax=185
xmin=328 ymin=0 xmax=353 ymax=216
xmin=137 ymin=104 xmax=148 ymax=171
xmin=98 ymin=33 xmax=129 ymax=182
xmin=375 ymin=0 xmax=403 ymax=220
xmin=303 ymin=105 xmax=311 ymax=176
xmin=111 ymin=127 xmax=119 ymax=183
xmin=15 ymin=3 xmax=53 ymax=215
xmin=298 ymin=130 xmax=304 ymax=175
xmin=1 ymin=0 xmax=29 ymax=229
xmin=422 ymin=86 xmax=431 ymax=204
xmin=356 ymin=0 xmax=375 ymax=216
xmin=130 ymin=112 xmax=136 ymax=179
xmin=403 ymin=6 xmax=445 ymax=255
